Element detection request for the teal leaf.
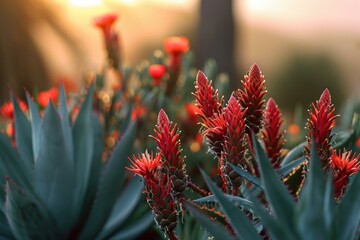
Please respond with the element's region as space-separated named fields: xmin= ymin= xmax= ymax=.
xmin=107 ymin=213 xmax=153 ymax=240
xmin=34 ymin=102 xmax=75 ymax=237
xmin=79 ymin=121 xmax=137 ymax=240
xmin=12 ymin=96 xmax=33 ymax=170
xmin=297 ymin=141 xmax=327 ymax=239
xmin=193 ymin=194 xmax=254 ymax=212
xmin=200 ymin=169 xmax=261 ymax=240
xmin=323 ymin=175 xmax=335 ymax=233
xmin=98 ymin=177 xmax=143 ymax=239
xmin=336 ymin=170 xmax=360 ymax=240
xmin=281 ymin=141 xmax=306 ymax=166
xmin=72 ymin=85 xmax=95 ymax=220
xmin=0 ymin=134 xmax=32 ymax=190
xmin=228 ymin=163 xmax=264 ymax=189
xmin=0 ymin=210 xmax=14 ymax=239
xmin=184 ymin=201 xmax=235 ymax=240
xmin=252 ymin=135 xmax=296 ymax=232
xmin=26 ymin=93 xmax=42 ymax=162
xmin=5 ymin=179 xmax=58 ymax=239
xmin=278 ymin=156 xmax=306 ymax=178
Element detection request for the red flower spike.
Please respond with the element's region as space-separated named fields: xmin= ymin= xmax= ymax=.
xmin=127 ymin=152 xmax=161 ymax=182
xmin=306 ymin=88 xmax=339 ymax=170
xmin=221 ymin=95 xmax=248 ymax=193
xmin=94 ymin=13 xmax=118 ymax=40
xmin=148 ymin=64 xmax=166 ymax=86
xmin=261 ymin=98 xmax=286 ymax=170
xmin=330 ymin=151 xmax=360 ymax=199
xmin=193 ymin=71 xmax=222 ymax=120
xmin=151 ymin=109 xmax=187 ymax=195
xmin=38 ymin=88 xmax=59 ymax=108
xmin=164 ymin=36 xmax=189 ymax=56
xmin=202 ymin=113 xmax=227 ymax=157
xmin=235 ymin=64 xmax=267 ymax=134
xmin=0 ymin=101 xmax=27 ymax=120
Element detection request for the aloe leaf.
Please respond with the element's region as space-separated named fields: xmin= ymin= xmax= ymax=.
xmin=252 ymin=135 xmax=296 ymax=232
xmin=281 ymin=141 xmax=306 ymax=166
xmin=184 ymin=201 xmax=235 ymax=240
xmin=297 ymin=141 xmax=327 ymax=239
xmin=120 ymin=102 xmax=133 ymax=134
xmin=34 ymin=102 xmax=75 ymax=237
xmin=193 ymin=194 xmax=254 ymax=212
xmin=12 ymin=96 xmax=33 ymax=170
xmin=72 ymin=85 xmax=95 ymax=220
xmin=0 ymin=134 xmax=32 ymax=190
xmin=228 ymin=163 xmax=264 ymax=189
xmin=0 ymin=210 xmax=14 ymax=239
xmin=107 ymin=213 xmax=153 ymax=240
xmin=278 ymin=156 xmax=306 ymax=178
xmin=200 ymin=169 xmax=261 ymax=240
xmin=323 ymin=175 xmax=335 ymax=233
xmin=336 ymin=169 xmax=360 ymax=240
xmin=58 ymin=85 xmax=74 ymax=166
xmin=5 ymin=179 xmax=58 ymax=239
xmin=98 ymin=177 xmax=143 ymax=239
xmin=79 ymin=121 xmax=137 ymax=240
xmin=26 ymin=93 xmax=42 ymax=162
xmin=246 ymin=190 xmax=295 ymax=239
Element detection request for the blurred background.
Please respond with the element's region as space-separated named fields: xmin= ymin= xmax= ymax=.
xmin=1 ymin=0 xmax=359 ymax=113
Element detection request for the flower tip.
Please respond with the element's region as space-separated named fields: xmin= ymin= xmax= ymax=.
xmin=158 ymin=109 xmax=170 ymax=127
xmin=319 ymin=88 xmax=331 ymax=103
xmin=266 ymin=98 xmax=277 ymax=110
xmin=163 ymin=36 xmax=190 ymax=55
xmin=248 ymin=63 xmax=261 ymax=80
xmin=196 ymin=70 xmax=207 ymax=85
xmin=94 ymin=13 xmax=119 ymax=28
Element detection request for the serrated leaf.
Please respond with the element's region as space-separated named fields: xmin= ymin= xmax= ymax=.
xmin=278 ymin=156 xmax=306 ymax=178
xmin=72 ymin=85 xmax=95 ymax=220
xmin=107 ymin=213 xmax=153 ymax=240
xmin=281 ymin=141 xmax=306 ymax=166
xmin=79 ymin=121 xmax=137 ymax=240
xmin=228 ymin=163 xmax=264 ymax=190
xmin=184 ymin=201 xmax=235 ymax=240
xmin=34 ymin=102 xmax=75 ymax=237
xmin=26 ymin=93 xmax=42 ymax=162
xmin=252 ymin=135 xmax=296 ymax=232
xmin=12 ymin=96 xmax=33 ymax=170
xmin=297 ymin=141 xmax=327 ymax=239
xmin=0 ymin=134 xmax=32 ymax=190
xmin=5 ymin=179 xmax=58 ymax=239
xmin=98 ymin=177 xmax=143 ymax=239
xmin=200 ymin=169 xmax=261 ymax=240
xmin=193 ymin=194 xmax=254 ymax=212
xmin=336 ymin=169 xmax=360 ymax=240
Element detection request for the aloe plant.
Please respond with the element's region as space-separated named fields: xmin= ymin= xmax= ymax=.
xmin=0 ymin=86 xmax=152 ymax=239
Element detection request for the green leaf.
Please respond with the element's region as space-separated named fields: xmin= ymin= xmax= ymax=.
xmin=26 ymin=93 xmax=42 ymax=162
xmin=336 ymin=170 xmax=360 ymax=240
xmin=281 ymin=141 xmax=306 ymax=166
xmin=297 ymin=141 xmax=327 ymax=240
xmin=107 ymin=213 xmax=153 ymax=240
xmin=0 ymin=210 xmax=14 ymax=239
xmin=184 ymin=201 xmax=235 ymax=240
xmin=246 ymin=190 xmax=295 ymax=240
xmin=12 ymin=96 xmax=33 ymax=170
xmin=5 ymin=179 xmax=58 ymax=239
xmin=252 ymin=135 xmax=296 ymax=232
xmin=228 ymin=163 xmax=264 ymax=190
xmin=98 ymin=177 xmax=144 ymax=239
xmin=58 ymin=85 xmax=74 ymax=166
xmin=193 ymin=194 xmax=254 ymax=212
xmin=72 ymin=85 xmax=95 ymax=220
xmin=278 ymin=156 xmax=306 ymax=178
xmin=79 ymin=121 xmax=137 ymax=240
xmin=34 ymin=102 xmax=75 ymax=237
xmin=323 ymin=175 xmax=335 ymax=233
xmin=200 ymin=169 xmax=261 ymax=240
xmin=0 ymin=134 xmax=32 ymax=190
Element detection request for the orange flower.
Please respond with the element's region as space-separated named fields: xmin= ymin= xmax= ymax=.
xmin=38 ymin=88 xmax=59 ymax=107
xmin=6 ymin=124 xmax=14 ymax=137
xmin=131 ymin=105 xmax=146 ymax=121
xmin=57 ymin=77 xmax=79 ymax=92
xmin=288 ymin=124 xmax=300 ymax=135
xmin=0 ymin=101 xmax=27 ymax=120
xmin=163 ymin=36 xmax=189 ymax=56
xmin=148 ymin=64 xmax=166 ymax=86
xmin=184 ymin=103 xmax=199 ymax=124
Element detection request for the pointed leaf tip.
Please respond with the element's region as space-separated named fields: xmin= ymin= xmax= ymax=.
xmin=319 ymin=88 xmax=331 ymax=107
xmin=196 ymin=70 xmax=208 ymax=85
xmin=157 ymin=109 xmax=170 ymax=128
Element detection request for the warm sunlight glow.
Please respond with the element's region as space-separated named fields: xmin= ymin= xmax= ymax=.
xmin=69 ymin=0 xmax=101 ymax=7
